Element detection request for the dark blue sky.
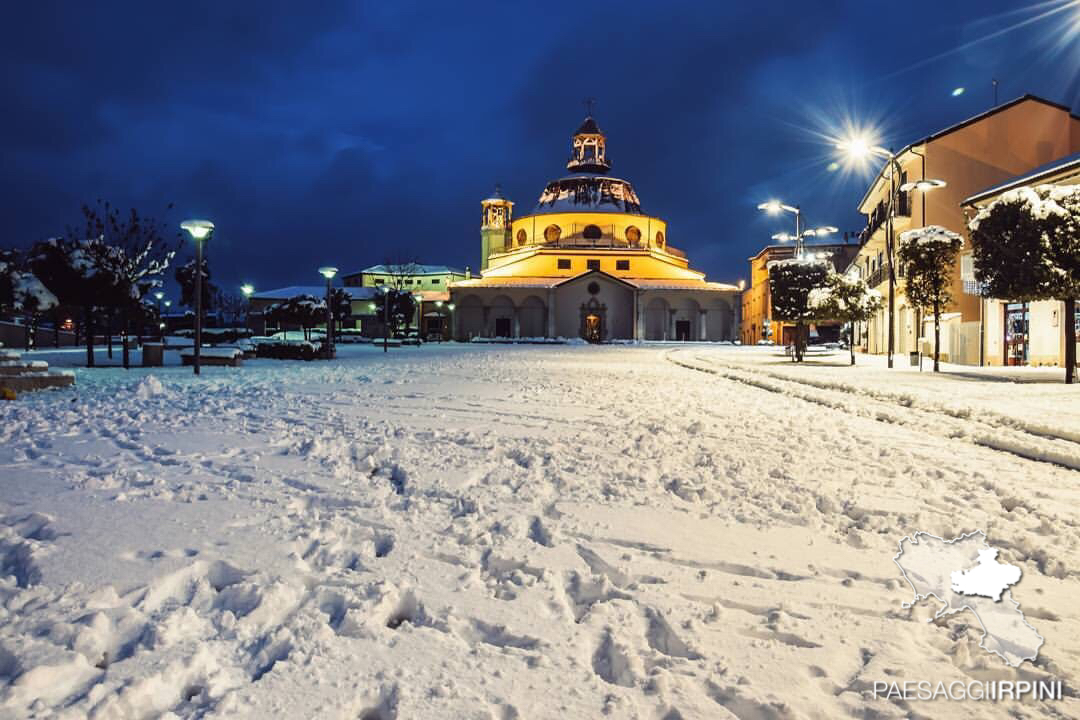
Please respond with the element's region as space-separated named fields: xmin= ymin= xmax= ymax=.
xmin=3 ymin=1 xmax=1078 ymax=296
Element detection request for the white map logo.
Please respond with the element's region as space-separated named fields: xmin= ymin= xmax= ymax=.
xmin=894 ymin=530 xmax=1043 ymax=667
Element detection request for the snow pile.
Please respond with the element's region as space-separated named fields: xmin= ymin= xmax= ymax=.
xmin=133 ymin=374 xmax=167 ymax=400
xmin=897 ymin=224 xmax=964 ymax=249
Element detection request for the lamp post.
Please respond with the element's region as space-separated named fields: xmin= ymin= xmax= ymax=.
xmin=318 ymin=267 xmax=338 ymax=359
xmin=758 ymin=201 xmax=802 ymax=257
xmin=898 ymin=176 xmax=947 ymax=371
xmin=180 ymin=219 xmax=214 ymax=375
xmin=446 ymin=302 xmax=455 ymax=342
xmin=240 ymin=284 xmax=254 ymax=333
xmin=434 ymin=300 xmax=444 ymax=342
xmin=154 ymin=291 xmax=164 ymax=341
xmin=380 ymin=286 xmax=391 ymax=353
xmin=413 ymin=293 xmax=424 ymax=343
xmin=835 ymin=138 xmax=907 ymax=368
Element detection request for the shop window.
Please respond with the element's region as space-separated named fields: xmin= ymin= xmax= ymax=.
xmin=557 ymin=258 xmax=572 ymax=270
xmin=587 ymin=259 xmax=601 ymax=271
xmin=616 ymin=260 xmax=630 ymax=271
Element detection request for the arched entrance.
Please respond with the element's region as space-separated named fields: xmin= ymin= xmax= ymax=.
xmin=579 ymin=298 xmax=606 ymax=343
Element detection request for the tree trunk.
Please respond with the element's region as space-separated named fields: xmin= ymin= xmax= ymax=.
xmin=1065 ymin=297 xmax=1076 ymax=385
xmin=85 ymin=306 xmax=95 ymax=368
xmin=850 ymin=329 xmax=856 ymax=366
xmin=122 ymin=310 xmax=130 ymax=370
xmin=933 ymin=298 xmax=941 ymax=373
xmin=54 ymin=308 xmax=61 ymax=348
xmin=107 ymin=311 xmax=113 ymax=359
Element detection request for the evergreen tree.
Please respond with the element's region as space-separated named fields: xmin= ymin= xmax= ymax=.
xmin=970 ymin=185 xmax=1080 ymax=384
xmin=897 ymin=225 xmax=963 ymax=373
xmin=768 ymin=258 xmax=830 ymax=362
xmin=808 ymin=272 xmax=882 ymax=366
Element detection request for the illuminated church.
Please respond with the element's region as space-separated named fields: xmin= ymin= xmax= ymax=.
xmin=450 ymin=115 xmax=739 ymax=342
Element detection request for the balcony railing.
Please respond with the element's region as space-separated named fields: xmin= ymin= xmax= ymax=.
xmin=858 ymin=190 xmax=912 ymax=244
xmin=496 ymin=224 xmax=687 ymax=259
xmin=866 ymin=266 xmax=887 ymax=288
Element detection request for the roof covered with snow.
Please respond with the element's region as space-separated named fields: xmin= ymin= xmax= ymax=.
xmin=344 ymin=265 xmax=465 ymax=277
xmin=251 ymin=285 xmax=379 ymax=301
xmin=451 ymin=273 xmax=736 ymax=292
xmin=530 ymin=175 xmax=644 ymax=216
xmin=963 ymin=151 xmax=1080 ymax=206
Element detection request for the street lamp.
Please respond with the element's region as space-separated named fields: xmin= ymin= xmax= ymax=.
xmin=836 ymin=136 xmax=904 ymax=368
xmin=318 ymin=267 xmax=338 ymax=359
xmin=378 ymin=286 xmax=391 ymax=353
xmin=240 ymin=284 xmax=255 ymax=333
xmin=758 ymin=200 xmax=805 ymax=257
xmin=154 ymin=291 xmax=165 ymax=341
xmin=180 ymin=219 xmax=214 ymax=375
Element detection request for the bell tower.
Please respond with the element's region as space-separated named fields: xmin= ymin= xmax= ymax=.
xmin=480 ymin=184 xmax=513 ymax=271
xmin=566 ymin=113 xmax=610 ymax=174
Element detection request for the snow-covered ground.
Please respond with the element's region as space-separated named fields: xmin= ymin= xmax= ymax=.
xmin=1 ymin=344 xmax=1077 ymax=719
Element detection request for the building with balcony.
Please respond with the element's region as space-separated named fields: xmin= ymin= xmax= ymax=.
xmin=449 ymin=114 xmax=740 ymax=342
xmin=848 ymin=94 xmax=1080 ymax=364
xmin=741 ymin=240 xmax=859 ymax=346
xmin=962 ymin=152 xmax=1080 ymax=367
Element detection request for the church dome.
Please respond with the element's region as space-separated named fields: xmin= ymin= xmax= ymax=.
xmin=532 ymin=114 xmax=644 ymax=215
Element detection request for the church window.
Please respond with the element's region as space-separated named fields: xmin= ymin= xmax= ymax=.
xmin=655 ymin=231 xmax=665 ymax=247
xmin=587 ymin=259 xmax=600 ymax=271
xmin=625 ymin=226 xmax=641 ymax=246
xmin=583 ymin=224 xmax=603 ymax=240
xmin=544 ymin=224 xmax=562 ymax=244
xmin=516 ymin=229 xmax=528 ymax=246
xmin=616 ymin=260 xmax=630 ymax=271
xmin=557 ymin=258 xmax=571 ymax=270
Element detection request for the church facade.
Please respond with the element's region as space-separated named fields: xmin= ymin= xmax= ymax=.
xmin=449 ymin=115 xmax=740 ymax=342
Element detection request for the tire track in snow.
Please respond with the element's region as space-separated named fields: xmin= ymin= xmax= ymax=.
xmin=665 ymin=349 xmax=1080 ymax=473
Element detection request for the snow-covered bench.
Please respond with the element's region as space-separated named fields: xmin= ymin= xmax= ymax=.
xmin=180 ymin=347 xmax=244 ymax=367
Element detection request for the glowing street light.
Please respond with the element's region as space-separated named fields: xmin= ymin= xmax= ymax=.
xmin=240 ymin=283 xmax=255 ymax=297
xmin=180 ymin=219 xmax=214 ymax=375
xmin=760 ymin=202 xmax=837 ymax=259
xmin=318 ymin=267 xmax=338 ymax=359
xmin=835 ymin=135 xmax=906 ymax=367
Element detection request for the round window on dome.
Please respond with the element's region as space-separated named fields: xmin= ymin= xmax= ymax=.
xmin=544 ymin=224 xmax=562 ymax=244
xmin=516 ymin=229 xmax=528 ymax=246
xmin=625 ymin=226 xmax=641 ymax=246
xmin=583 ymin=224 xmax=603 ymax=240
xmin=655 ymin=231 xmax=665 ymax=248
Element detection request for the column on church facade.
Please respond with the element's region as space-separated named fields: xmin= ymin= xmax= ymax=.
xmin=634 ymin=291 xmax=644 ymax=340
xmin=546 ymin=288 xmax=556 ymax=338
xmin=699 ymin=309 xmax=707 ymax=341
xmin=513 ymin=308 xmax=521 ymax=338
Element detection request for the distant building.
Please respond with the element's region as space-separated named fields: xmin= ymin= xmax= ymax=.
xmin=962 ymin=152 xmax=1080 ymax=367
xmin=247 ymin=285 xmax=379 ymax=336
xmin=741 ymin=241 xmax=859 ymax=346
xmin=341 ymin=264 xmax=467 ymax=292
xmin=849 ymin=94 xmax=1080 ymax=365
xmin=449 ymin=114 xmax=740 ymax=342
